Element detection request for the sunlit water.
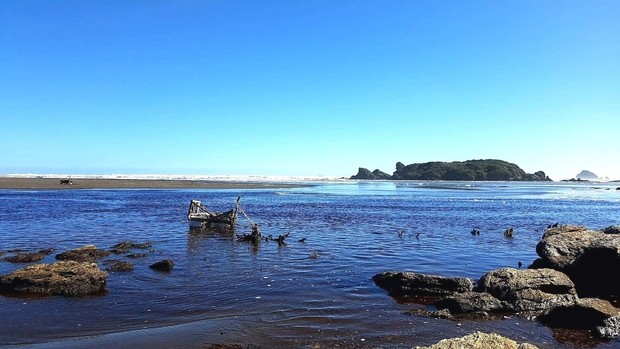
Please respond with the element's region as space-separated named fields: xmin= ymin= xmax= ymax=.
xmin=1 ymin=181 xmax=619 ymax=348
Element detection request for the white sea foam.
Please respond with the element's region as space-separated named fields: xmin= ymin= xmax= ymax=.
xmin=0 ymin=173 xmax=346 ymax=182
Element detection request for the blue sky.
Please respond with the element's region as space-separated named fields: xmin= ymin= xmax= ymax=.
xmin=1 ymin=1 xmax=619 ymax=180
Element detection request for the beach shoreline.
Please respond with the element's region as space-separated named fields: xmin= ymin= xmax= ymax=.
xmin=0 ymin=177 xmax=304 ymax=190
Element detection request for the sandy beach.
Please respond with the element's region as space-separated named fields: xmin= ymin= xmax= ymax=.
xmin=0 ymin=177 xmax=301 ymax=190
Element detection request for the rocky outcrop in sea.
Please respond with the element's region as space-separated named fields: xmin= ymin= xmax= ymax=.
xmin=373 ymin=224 xmax=620 ymax=340
xmin=351 ymin=159 xmax=552 ymax=181
xmin=0 ymin=261 xmax=108 ymax=296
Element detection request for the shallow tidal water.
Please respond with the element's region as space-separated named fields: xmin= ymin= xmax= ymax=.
xmin=1 ymin=181 xmax=619 ymax=348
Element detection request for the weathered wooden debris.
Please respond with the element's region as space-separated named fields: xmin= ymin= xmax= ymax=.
xmin=237 ymin=224 xmax=262 ymax=244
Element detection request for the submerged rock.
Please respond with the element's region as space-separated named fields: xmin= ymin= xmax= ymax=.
xmin=55 ymin=245 xmax=110 ymax=263
xmin=533 ymin=225 xmax=620 ymax=297
xmin=37 ymin=248 xmax=55 ymax=255
xmin=0 ymin=261 xmax=107 ymax=296
xmin=477 ymin=267 xmax=576 ymax=312
xmin=415 ymin=331 xmax=538 ymax=349
xmin=2 ymin=252 xmax=45 ymax=263
xmin=149 ymin=259 xmax=174 ymax=272
xmin=103 ymin=260 xmax=134 ymax=272
xmin=110 ymin=241 xmax=152 ymax=254
xmin=373 ymin=271 xmax=473 ymax=297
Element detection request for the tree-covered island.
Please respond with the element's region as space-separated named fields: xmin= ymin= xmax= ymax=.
xmin=351 ymin=159 xmax=552 ymax=181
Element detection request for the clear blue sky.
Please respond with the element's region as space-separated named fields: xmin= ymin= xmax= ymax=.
xmin=1 ymin=1 xmax=619 ymax=180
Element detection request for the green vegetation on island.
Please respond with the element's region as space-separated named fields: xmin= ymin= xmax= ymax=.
xmin=351 ymin=159 xmax=552 ymax=181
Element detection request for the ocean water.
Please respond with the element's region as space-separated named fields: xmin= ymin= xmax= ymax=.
xmin=0 ymin=181 xmax=619 ymax=348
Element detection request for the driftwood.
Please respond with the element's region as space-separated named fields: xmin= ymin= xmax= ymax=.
xmin=237 ymin=224 xmax=262 ymax=244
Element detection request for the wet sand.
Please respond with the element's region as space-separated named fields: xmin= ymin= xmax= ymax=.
xmin=0 ymin=177 xmax=302 ymax=190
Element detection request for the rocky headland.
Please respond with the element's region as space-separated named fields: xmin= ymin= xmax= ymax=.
xmin=373 ymin=224 xmax=620 ymax=341
xmin=351 ymin=159 xmax=552 ymax=181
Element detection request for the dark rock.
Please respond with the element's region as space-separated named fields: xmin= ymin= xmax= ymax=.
xmin=2 ymin=252 xmax=45 ymax=263
xmin=414 ymin=331 xmax=539 ymax=349
xmin=126 ymin=253 xmax=147 ymax=259
xmin=534 ymin=225 xmax=620 ymax=297
xmin=103 ymin=260 xmax=134 ymax=272
xmin=149 ymin=259 xmax=174 ymax=272
xmin=350 ymin=167 xmax=392 ymax=180
xmin=55 ymin=245 xmax=111 ymax=263
xmin=538 ymin=298 xmax=620 ymax=338
xmin=435 ymin=292 xmax=507 ymax=314
xmin=373 ymin=271 xmax=473 ymax=297
xmin=478 ymin=267 xmax=577 ymax=312
xmin=406 ymin=308 xmax=453 ymax=320
xmin=37 ymin=248 xmax=55 ymax=255
xmin=0 ymin=261 xmax=107 ymax=296
xmin=111 ymin=241 xmax=152 ymax=250
xmin=602 ymin=226 xmax=620 ymax=234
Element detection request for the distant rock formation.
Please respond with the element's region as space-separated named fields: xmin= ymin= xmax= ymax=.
xmin=576 ymin=170 xmax=599 ymax=180
xmin=351 ymin=160 xmax=552 ymax=181
xmin=350 ymin=167 xmax=392 ymax=180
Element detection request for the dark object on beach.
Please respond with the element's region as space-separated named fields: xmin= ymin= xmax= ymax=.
xmin=503 ymin=227 xmax=514 ymax=238
xmin=602 ymin=225 xmax=620 ymax=234
xmin=2 ymin=252 xmax=45 ymax=263
xmin=56 ymin=245 xmax=111 ymax=263
xmin=59 ymin=178 xmax=73 ymax=185
xmin=104 ymin=260 xmax=134 ymax=272
xmin=372 ymin=271 xmax=473 ymax=297
xmin=0 ymin=261 xmax=107 ymax=296
xmin=149 ymin=259 xmax=174 ymax=272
